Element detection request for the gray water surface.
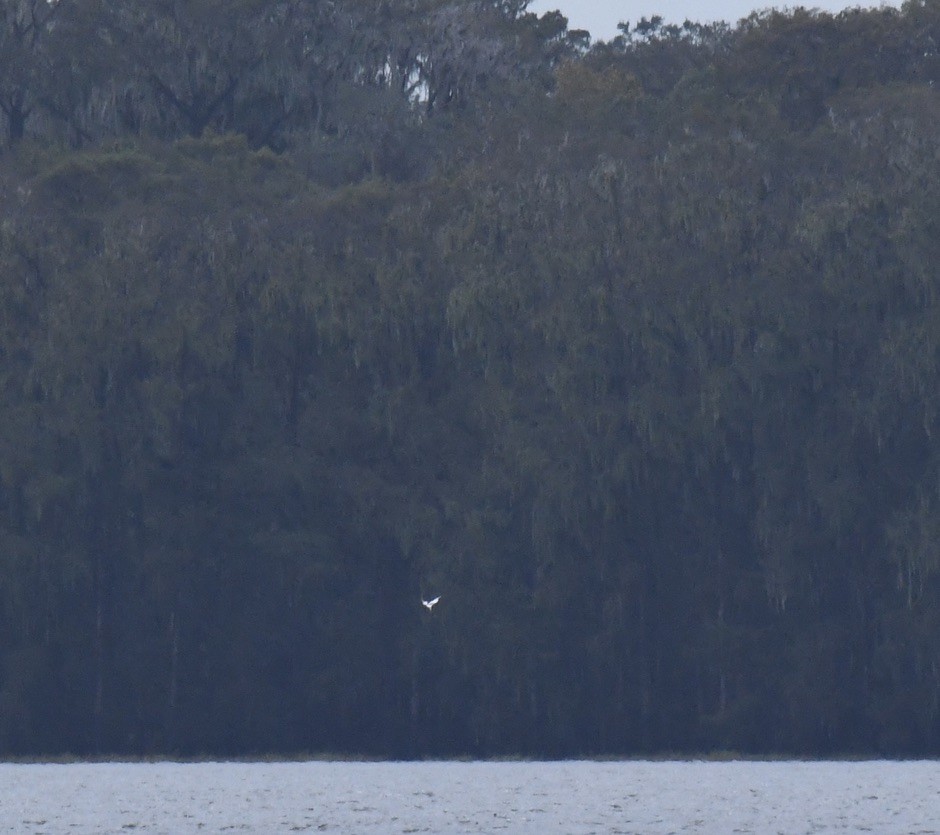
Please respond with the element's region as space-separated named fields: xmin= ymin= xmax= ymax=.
xmin=1 ymin=759 xmax=938 ymax=834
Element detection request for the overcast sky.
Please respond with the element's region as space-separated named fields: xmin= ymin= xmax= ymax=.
xmin=527 ymin=0 xmax=902 ymax=41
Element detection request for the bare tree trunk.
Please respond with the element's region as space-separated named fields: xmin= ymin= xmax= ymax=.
xmin=94 ymin=554 xmax=105 ymax=753
xmin=168 ymin=609 xmax=179 ymax=712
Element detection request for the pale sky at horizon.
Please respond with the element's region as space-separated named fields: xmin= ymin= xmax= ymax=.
xmin=527 ymin=0 xmax=903 ymax=41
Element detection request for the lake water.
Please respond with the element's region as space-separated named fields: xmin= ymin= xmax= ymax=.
xmin=0 ymin=759 xmax=938 ymax=834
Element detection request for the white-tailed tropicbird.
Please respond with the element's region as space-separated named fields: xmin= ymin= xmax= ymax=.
xmin=421 ymin=595 xmax=441 ymax=611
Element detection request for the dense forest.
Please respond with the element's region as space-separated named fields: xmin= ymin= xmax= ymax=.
xmin=0 ymin=0 xmax=939 ymax=758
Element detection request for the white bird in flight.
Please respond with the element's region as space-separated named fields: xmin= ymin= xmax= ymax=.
xmin=422 ymin=595 xmax=441 ymax=612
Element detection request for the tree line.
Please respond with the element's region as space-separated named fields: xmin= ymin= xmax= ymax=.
xmin=1 ymin=0 xmax=939 ymax=757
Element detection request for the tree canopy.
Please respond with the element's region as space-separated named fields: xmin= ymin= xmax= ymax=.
xmin=1 ymin=0 xmax=940 ymax=757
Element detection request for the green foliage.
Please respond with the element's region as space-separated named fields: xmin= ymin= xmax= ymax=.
xmin=0 ymin=0 xmax=938 ymax=758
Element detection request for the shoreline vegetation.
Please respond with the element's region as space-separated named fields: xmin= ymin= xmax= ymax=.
xmin=0 ymin=752 xmax=932 ymax=765
xmin=1 ymin=0 xmax=939 ymax=759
